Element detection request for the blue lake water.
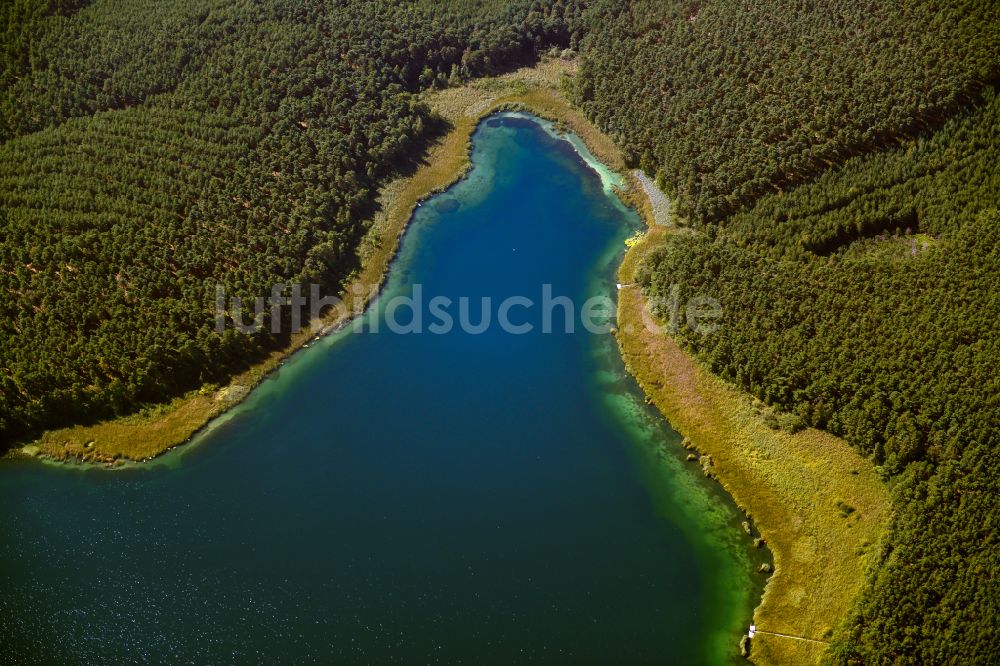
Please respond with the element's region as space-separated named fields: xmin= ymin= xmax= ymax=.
xmin=0 ymin=113 xmax=764 ymax=664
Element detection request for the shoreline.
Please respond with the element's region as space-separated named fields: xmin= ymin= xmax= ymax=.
xmin=615 ymin=221 xmax=891 ymax=663
xmin=8 ymin=54 xmax=889 ymax=665
xmin=14 ymin=57 xmax=624 ymax=466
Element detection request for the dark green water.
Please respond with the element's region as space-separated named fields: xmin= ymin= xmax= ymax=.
xmin=0 ymin=114 xmax=764 ymax=664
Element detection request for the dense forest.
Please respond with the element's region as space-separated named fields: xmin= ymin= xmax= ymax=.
xmin=572 ymin=0 xmax=999 ymax=224
xmin=3 ymin=0 xmax=999 ymax=663
xmin=0 ymin=0 xmax=579 ymax=441
xmin=571 ymin=1 xmax=998 ymax=661
xmin=639 ymin=94 xmax=1000 ymax=661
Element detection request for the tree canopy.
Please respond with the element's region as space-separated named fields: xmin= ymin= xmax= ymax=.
xmin=3 ymin=1 xmax=998 ymax=662
xmin=0 ymin=0 xmax=578 ymax=441
xmin=638 ymin=82 xmax=1000 ymax=666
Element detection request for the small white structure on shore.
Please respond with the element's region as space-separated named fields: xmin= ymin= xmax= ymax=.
xmin=748 ymin=625 xmax=757 ymax=638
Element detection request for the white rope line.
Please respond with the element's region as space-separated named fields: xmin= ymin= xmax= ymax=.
xmin=752 ymin=629 xmax=829 ymax=645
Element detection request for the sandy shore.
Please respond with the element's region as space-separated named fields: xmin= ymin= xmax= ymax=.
xmin=631 ymin=169 xmax=675 ymax=227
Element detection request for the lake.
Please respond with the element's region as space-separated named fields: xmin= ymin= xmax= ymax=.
xmin=0 ymin=113 xmax=764 ymax=664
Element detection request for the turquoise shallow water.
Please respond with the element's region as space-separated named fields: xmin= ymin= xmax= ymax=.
xmin=0 ymin=114 xmax=764 ymax=664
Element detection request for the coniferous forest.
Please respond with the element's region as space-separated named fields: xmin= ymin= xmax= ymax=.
xmin=581 ymin=2 xmax=999 ymax=662
xmin=2 ymin=0 xmax=998 ymax=663
xmin=1 ymin=0 xmax=579 ymax=441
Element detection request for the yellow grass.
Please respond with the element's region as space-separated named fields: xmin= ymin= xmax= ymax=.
xmin=23 ymin=56 xmax=592 ymax=464
xmin=17 ymin=52 xmax=890 ymax=666
xmin=617 ymin=225 xmax=891 ymax=664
